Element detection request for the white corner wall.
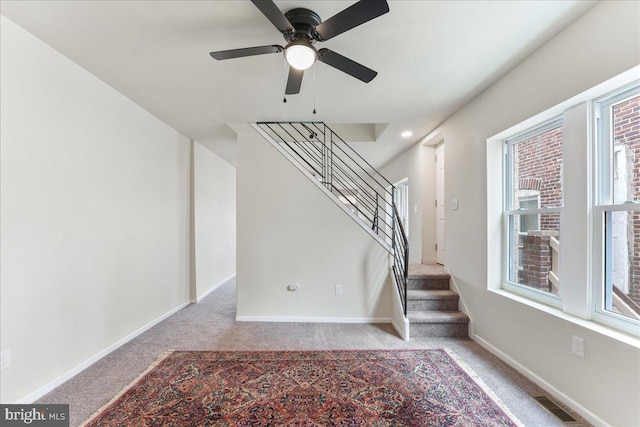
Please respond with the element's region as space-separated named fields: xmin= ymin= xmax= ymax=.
xmin=381 ymin=143 xmax=437 ymax=264
xmin=236 ymin=125 xmax=393 ymax=321
xmin=193 ymin=141 xmax=236 ymax=300
xmin=432 ymin=2 xmax=640 ymax=425
xmin=0 ymin=17 xmax=191 ymax=403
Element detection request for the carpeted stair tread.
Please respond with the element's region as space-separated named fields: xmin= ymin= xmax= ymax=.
xmin=408 ymin=263 xmax=450 ymax=280
xmin=407 ymin=264 xmax=468 ymax=339
xmin=407 ymin=289 xmax=458 ymax=300
xmin=408 ymin=310 xmax=469 ymax=324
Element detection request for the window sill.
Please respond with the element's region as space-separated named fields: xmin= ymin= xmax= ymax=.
xmin=489 ymin=288 xmax=640 ymax=348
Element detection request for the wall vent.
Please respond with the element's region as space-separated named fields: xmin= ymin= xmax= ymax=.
xmin=533 ymin=395 xmax=578 ymax=424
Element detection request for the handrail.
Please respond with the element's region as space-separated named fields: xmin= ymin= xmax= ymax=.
xmin=256 ymin=121 xmax=409 ymax=316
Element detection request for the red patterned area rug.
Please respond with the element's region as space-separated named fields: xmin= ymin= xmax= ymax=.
xmin=81 ymin=349 xmax=523 ymax=427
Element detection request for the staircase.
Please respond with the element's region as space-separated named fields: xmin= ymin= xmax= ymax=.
xmin=254 ymin=122 xmax=468 ymax=339
xmin=407 ymin=263 xmax=469 ymax=338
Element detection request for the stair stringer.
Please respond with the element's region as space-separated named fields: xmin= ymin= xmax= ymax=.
xmin=391 ymin=272 xmax=410 ymax=340
xmin=445 ymin=268 xmax=474 ymax=336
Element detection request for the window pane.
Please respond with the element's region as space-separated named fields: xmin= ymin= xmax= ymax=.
xmin=612 ymin=95 xmax=640 ymax=203
xmin=510 ymin=126 xmax=563 ymax=209
xmin=519 ymin=210 xmax=539 ymax=233
xmin=508 ymin=213 xmax=560 ymax=294
xmin=604 ymin=210 xmax=640 ymax=321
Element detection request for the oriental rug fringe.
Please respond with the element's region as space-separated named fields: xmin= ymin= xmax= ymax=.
xmin=81 ymin=349 xmax=522 ymax=426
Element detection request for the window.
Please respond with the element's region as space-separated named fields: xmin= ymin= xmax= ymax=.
xmin=504 ymin=119 xmax=563 ymax=303
xmin=517 ymin=193 xmax=540 ymax=233
xmin=490 ymin=72 xmax=640 ymax=337
xmin=594 ymin=84 xmax=640 ymax=333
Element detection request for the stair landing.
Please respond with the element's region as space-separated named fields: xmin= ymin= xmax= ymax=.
xmin=407 ymin=263 xmax=469 ymax=339
xmin=407 ymin=263 xmax=451 ymax=278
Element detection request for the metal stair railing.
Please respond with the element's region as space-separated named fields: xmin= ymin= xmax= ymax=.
xmin=392 ymin=204 xmax=409 ymax=316
xmin=255 ymin=121 xmax=409 ymax=316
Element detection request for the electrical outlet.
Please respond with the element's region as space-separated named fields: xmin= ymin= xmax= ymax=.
xmin=572 ymin=335 xmax=584 ymax=358
xmin=1 ymin=349 xmax=10 ymax=370
xmin=335 ymin=284 xmax=343 ymax=295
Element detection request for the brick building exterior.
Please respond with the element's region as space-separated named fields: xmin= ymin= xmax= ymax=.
xmin=613 ymin=96 xmax=640 ymax=306
xmin=514 ymin=126 xmax=563 ymax=292
xmin=515 ymin=126 xmax=563 ymax=213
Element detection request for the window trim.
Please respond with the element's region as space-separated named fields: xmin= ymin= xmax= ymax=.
xmin=592 ymin=82 xmax=640 ymax=336
xmin=594 ymin=82 xmax=640 ymax=205
xmin=487 ymin=66 xmax=640 ymax=340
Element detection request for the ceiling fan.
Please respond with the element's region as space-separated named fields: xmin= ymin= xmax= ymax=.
xmin=210 ymin=0 xmax=389 ymax=95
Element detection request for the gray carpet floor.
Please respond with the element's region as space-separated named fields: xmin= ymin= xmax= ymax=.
xmin=36 ymin=278 xmax=590 ymax=426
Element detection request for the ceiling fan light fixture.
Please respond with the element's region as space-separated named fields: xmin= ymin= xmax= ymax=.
xmin=285 ymin=41 xmax=316 ymax=70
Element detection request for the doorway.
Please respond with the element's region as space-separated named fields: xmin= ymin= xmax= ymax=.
xmin=393 ymin=178 xmax=409 ymax=238
xmin=436 ymin=143 xmax=445 ymax=265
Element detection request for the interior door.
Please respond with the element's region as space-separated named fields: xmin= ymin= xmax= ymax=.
xmin=436 ymin=143 xmax=445 ymax=265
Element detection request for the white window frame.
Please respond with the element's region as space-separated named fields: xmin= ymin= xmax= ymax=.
xmin=517 ymin=191 xmax=541 ymax=234
xmin=592 ymin=82 xmax=640 ymax=336
xmin=515 ymin=192 xmax=540 ymax=271
xmin=503 ymin=118 xmax=563 ymax=307
xmin=488 ymin=66 xmax=640 ymax=340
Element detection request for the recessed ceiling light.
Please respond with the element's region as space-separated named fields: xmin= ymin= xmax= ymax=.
xmin=401 ymin=130 xmax=413 ymax=138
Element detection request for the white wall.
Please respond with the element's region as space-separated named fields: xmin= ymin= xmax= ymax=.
xmin=236 ymin=125 xmax=392 ymax=321
xmin=0 ymin=17 xmax=191 ymax=403
xmin=381 ymin=143 xmax=437 ymax=264
xmin=430 ymin=2 xmax=640 ymax=425
xmin=193 ymin=142 xmax=236 ymax=300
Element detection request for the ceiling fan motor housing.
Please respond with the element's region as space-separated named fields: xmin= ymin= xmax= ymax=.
xmin=283 ymin=8 xmax=322 ymax=43
xmin=209 ymin=0 xmax=389 ymax=93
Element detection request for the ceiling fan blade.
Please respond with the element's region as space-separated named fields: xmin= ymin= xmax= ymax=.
xmin=317 ymin=48 xmax=377 ymax=83
xmin=251 ymin=0 xmax=294 ymax=33
xmin=210 ymin=45 xmax=283 ymax=60
xmin=315 ymin=0 xmax=389 ymax=41
xmin=285 ymin=67 xmax=304 ymax=95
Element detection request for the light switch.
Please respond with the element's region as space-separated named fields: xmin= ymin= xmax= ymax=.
xmin=451 ymin=199 xmax=459 ymax=210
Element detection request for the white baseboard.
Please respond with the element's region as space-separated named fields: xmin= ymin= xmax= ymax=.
xmin=191 ymin=273 xmax=236 ymax=303
xmin=236 ymin=315 xmax=391 ymax=324
xmin=472 ymin=333 xmax=609 ymax=427
xmin=17 ymin=301 xmax=190 ymax=404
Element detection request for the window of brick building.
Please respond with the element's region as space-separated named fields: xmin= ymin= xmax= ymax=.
xmin=594 ymin=84 xmax=640 ymax=331
xmin=504 ymin=119 xmax=563 ymax=302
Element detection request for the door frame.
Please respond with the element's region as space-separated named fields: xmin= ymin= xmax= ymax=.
xmin=436 ymin=143 xmax=445 ymax=265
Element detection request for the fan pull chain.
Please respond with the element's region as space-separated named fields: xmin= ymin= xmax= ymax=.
xmin=282 ymin=57 xmax=287 ymax=103
xmin=312 ymin=63 xmax=317 ymax=114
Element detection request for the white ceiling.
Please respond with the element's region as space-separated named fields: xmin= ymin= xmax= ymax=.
xmin=0 ymin=1 xmax=595 ymax=167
